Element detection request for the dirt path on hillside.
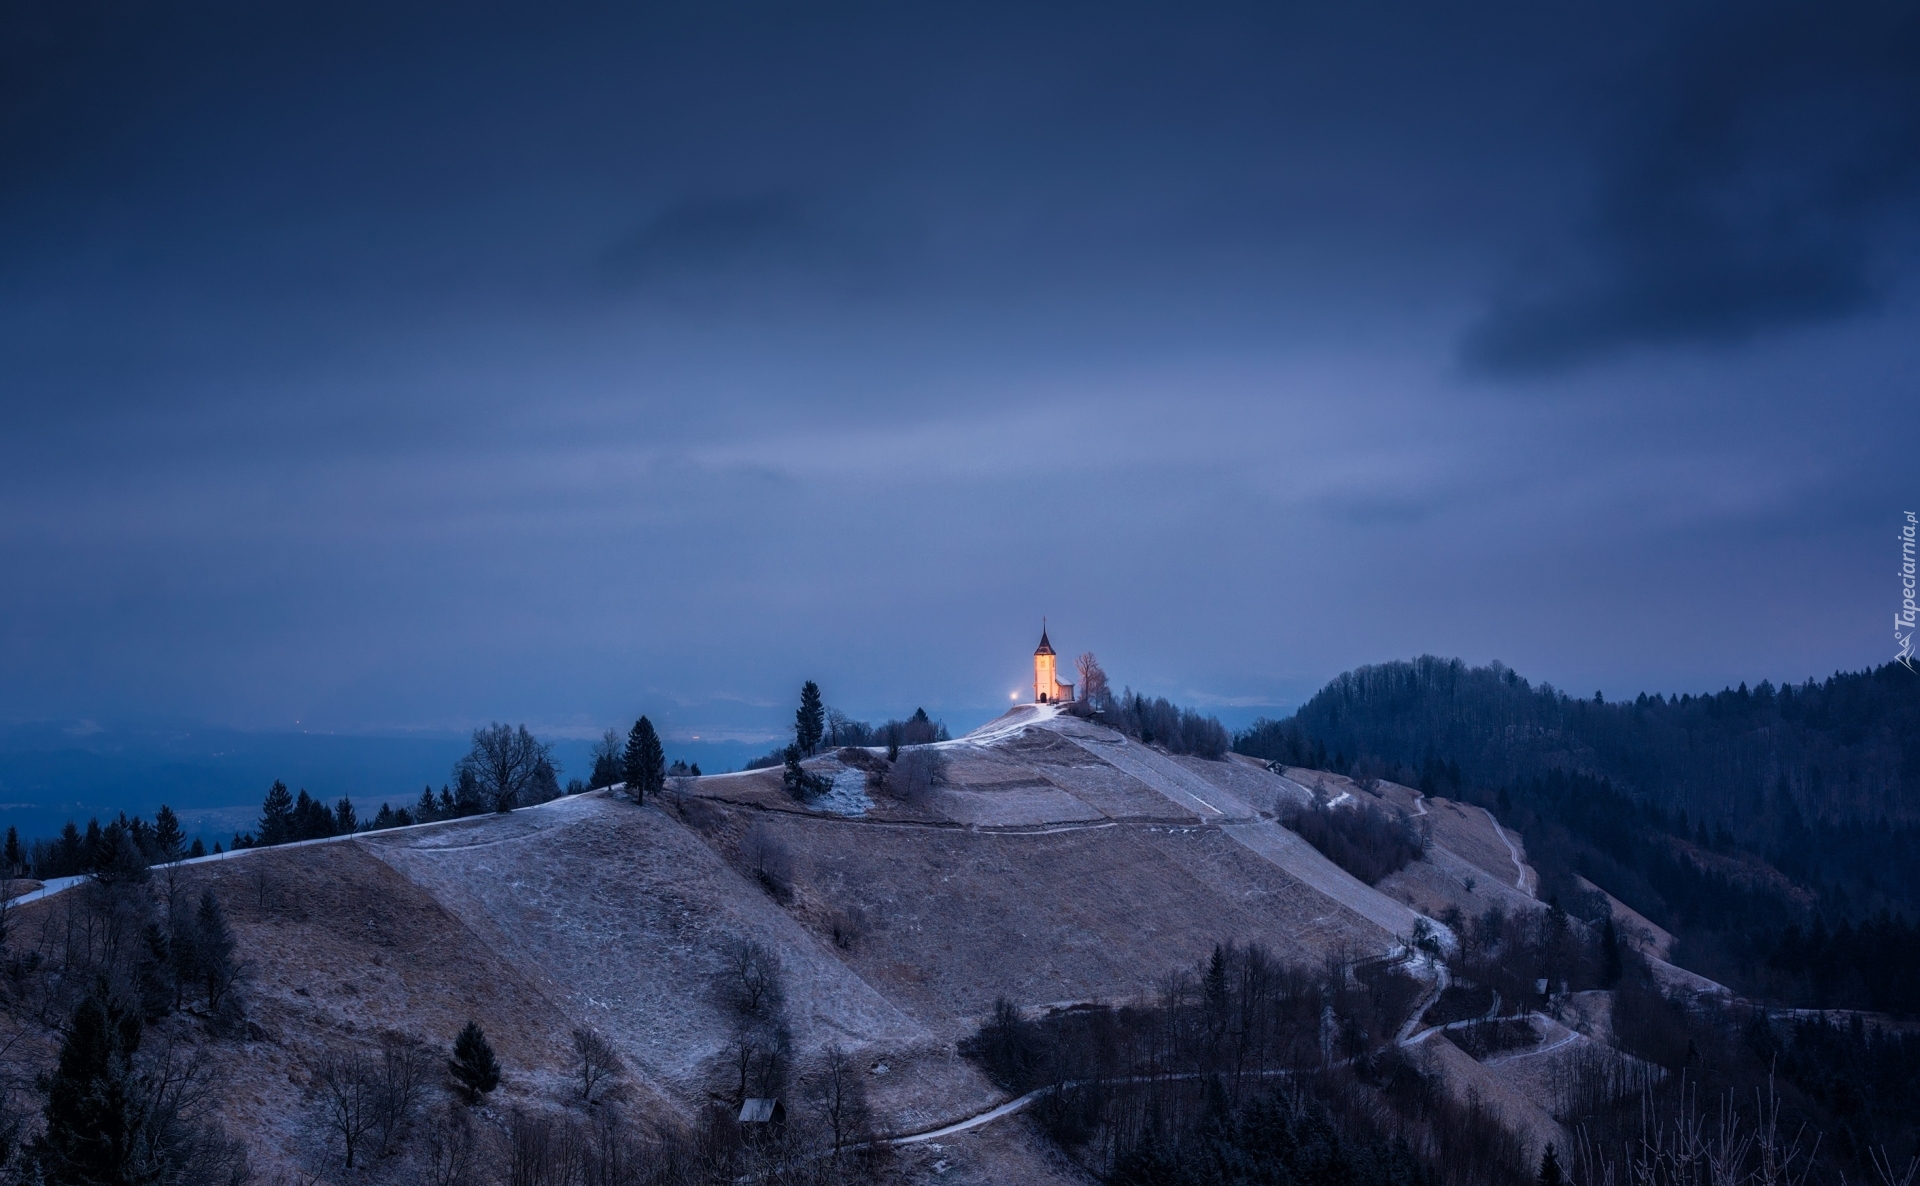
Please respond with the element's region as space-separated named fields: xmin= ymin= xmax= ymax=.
xmin=1481 ymin=807 xmax=1536 ymax=897
xmin=884 ymin=955 xmax=1464 ymax=1147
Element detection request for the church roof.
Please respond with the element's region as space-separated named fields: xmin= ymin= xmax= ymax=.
xmin=1034 ymin=625 xmax=1055 ymax=656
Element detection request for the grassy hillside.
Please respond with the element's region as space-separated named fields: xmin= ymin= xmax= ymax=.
xmin=5 ymin=706 xmax=1516 ymax=1185
xmin=5 ymin=700 xmax=1913 ymax=1184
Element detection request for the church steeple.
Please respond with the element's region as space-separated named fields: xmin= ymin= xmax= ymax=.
xmin=1032 ymin=619 xmax=1073 ymax=703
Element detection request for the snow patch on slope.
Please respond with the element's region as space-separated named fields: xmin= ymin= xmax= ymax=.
xmin=816 ymin=766 xmax=874 ymax=817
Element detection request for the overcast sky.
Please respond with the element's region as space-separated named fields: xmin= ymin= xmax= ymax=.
xmin=3 ymin=0 xmax=1915 ymax=744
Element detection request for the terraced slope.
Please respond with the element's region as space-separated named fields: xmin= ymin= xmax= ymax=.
xmin=6 ymin=704 xmax=1603 ymax=1183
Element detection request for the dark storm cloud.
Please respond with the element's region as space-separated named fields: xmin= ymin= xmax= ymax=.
xmin=0 ymin=0 xmax=1909 ymax=747
xmin=1463 ymin=0 xmax=1920 ymax=374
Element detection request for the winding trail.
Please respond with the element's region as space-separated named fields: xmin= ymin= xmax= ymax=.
xmin=884 ymin=1068 xmax=1304 ymax=1147
xmin=1484 ymin=1027 xmax=1582 ymax=1066
xmin=886 ymin=950 xmax=1462 ymax=1148
xmin=1481 ymin=807 xmax=1535 ymax=898
xmin=1396 ymin=961 xmax=1451 ymax=1044
xmin=888 ymin=1089 xmax=1053 ymax=1145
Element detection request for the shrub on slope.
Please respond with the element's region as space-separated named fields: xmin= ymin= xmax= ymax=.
xmin=1284 ymin=800 xmax=1426 ymax=886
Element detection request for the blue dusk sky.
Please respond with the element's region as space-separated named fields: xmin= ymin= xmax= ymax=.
xmin=2 ymin=0 xmax=1915 ymax=789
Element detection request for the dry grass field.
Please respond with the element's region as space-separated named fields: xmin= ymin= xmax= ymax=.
xmin=1 ymin=705 xmax=1633 ymax=1182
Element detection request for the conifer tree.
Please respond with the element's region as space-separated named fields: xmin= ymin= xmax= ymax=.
xmin=623 ymin=717 xmax=665 ymax=805
xmin=795 ymin=682 xmax=825 ymax=756
xmin=32 ymin=991 xmax=144 ymax=1185
xmin=1538 ymin=1143 xmax=1565 ymax=1186
xmin=1601 ymin=917 xmax=1623 ymax=986
xmin=151 ymin=806 xmax=184 ymax=862
xmin=1204 ymin=945 xmax=1228 ymax=1014
xmin=781 ymin=745 xmax=829 ymax=801
xmin=58 ymin=821 xmax=83 ymax=875
xmin=169 ymin=896 xmax=203 ymax=1011
xmin=452 ymin=771 xmax=486 ymax=816
xmin=417 ymin=786 xmax=438 ymax=822
xmin=291 ymin=790 xmax=335 ymax=840
xmin=449 ymin=1021 xmax=501 ymax=1103
xmin=2 ymin=825 xmax=21 ymax=876
xmin=783 ymin=745 xmax=807 ymax=799
xmin=334 ymin=797 xmax=357 ymax=834
xmin=589 ymin=728 xmax=624 ymax=789
xmin=94 ymin=823 xmax=149 ymax=887
xmin=197 ymin=890 xmax=238 ymax=1011
xmin=258 ymin=780 xmax=294 ymax=846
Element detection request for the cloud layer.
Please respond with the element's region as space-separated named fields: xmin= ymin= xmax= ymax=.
xmin=0 ymin=0 xmax=1912 ymax=738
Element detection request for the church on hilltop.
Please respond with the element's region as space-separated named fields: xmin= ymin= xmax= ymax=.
xmin=1033 ymin=624 xmax=1077 ymax=704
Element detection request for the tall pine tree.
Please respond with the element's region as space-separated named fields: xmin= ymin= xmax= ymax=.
xmin=449 ymin=1021 xmax=501 ymax=1103
xmin=258 ymin=780 xmax=294 ymax=846
xmin=151 ymin=806 xmax=184 ymax=862
xmin=795 ymin=681 xmax=825 ymax=757
xmin=1601 ymin=917 xmax=1624 ymax=986
xmin=33 ymin=991 xmax=145 ymax=1185
xmin=197 ymin=891 xmax=238 ymax=1011
xmin=623 ymin=717 xmax=665 ymax=805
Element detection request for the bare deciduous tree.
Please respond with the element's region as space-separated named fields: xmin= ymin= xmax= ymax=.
xmin=423 ymin=1104 xmax=478 ymax=1186
xmin=719 ymin=939 xmax=792 ymax=1106
xmin=572 ymin=1028 xmax=623 ymax=1104
xmin=313 ymin=1050 xmax=381 ymax=1169
xmin=807 ymin=1044 xmax=873 ymax=1157
xmin=456 ymin=723 xmax=556 ymax=814
xmin=507 ymin=1109 xmax=589 ymax=1186
xmin=1569 ymin=1078 xmax=1821 ymax=1186
xmin=722 ymin=940 xmax=786 ymax=1022
xmin=739 ymin=825 xmax=793 ymax=898
xmin=727 ymin=1020 xmax=792 ymax=1109
xmin=884 ymin=747 xmax=947 ymax=806
xmin=1870 ymin=1148 xmax=1919 ymax=1186
xmin=375 ymin=1036 xmax=433 ymax=1155
xmin=828 ymin=904 xmax=868 ymax=951
xmin=124 ymin=1034 xmax=252 ymax=1185
xmin=1075 ymin=652 xmax=1110 ymax=708
xmin=248 ymin=860 xmax=277 ymax=913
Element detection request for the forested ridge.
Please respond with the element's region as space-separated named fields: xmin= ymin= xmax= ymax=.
xmin=1244 ymin=657 xmax=1918 ymax=827
xmin=1236 ymin=658 xmax=1920 ymax=1011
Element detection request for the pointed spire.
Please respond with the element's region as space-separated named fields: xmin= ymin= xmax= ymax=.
xmin=1035 ymin=618 xmax=1054 ymax=656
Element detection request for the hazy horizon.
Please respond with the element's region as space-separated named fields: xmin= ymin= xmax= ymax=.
xmin=0 ymin=648 xmax=1894 ymax=843
xmin=5 ymin=2 xmax=1912 ymax=754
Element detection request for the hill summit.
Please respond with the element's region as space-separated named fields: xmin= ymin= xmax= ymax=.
xmin=5 ymin=702 xmax=1682 ymax=1183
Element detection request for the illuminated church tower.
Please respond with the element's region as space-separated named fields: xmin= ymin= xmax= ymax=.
xmin=1033 ymin=623 xmax=1076 ymax=704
